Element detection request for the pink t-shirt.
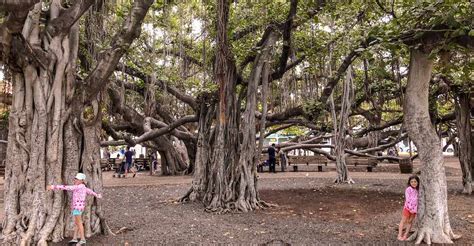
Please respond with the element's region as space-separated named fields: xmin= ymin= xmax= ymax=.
xmin=404 ymin=186 xmax=418 ymax=214
xmin=51 ymin=184 xmax=101 ymax=211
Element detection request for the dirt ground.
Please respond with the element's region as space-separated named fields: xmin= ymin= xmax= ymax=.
xmin=1 ymin=157 xmax=473 ymax=245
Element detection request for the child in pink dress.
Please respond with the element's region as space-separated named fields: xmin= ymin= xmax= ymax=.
xmin=397 ymin=175 xmax=419 ymax=241
xmin=48 ymin=173 xmax=102 ymax=245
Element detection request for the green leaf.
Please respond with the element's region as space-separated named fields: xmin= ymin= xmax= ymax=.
xmin=469 ymin=30 xmax=474 ymax=36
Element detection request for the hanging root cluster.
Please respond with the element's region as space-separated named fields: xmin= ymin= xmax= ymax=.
xmin=407 ymin=227 xmax=461 ymax=244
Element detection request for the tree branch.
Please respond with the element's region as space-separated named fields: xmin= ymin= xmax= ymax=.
xmin=264 ymin=106 xmax=305 ymax=121
xmin=46 ymin=0 xmax=95 ymax=37
xmin=133 ymin=115 xmax=198 ymax=144
xmin=276 ymin=0 xmax=298 ymax=77
xmin=116 ymin=63 xmax=198 ymax=110
xmin=84 ymin=0 xmax=154 ymax=100
xmin=0 ymin=0 xmax=39 ymax=11
xmin=0 ymin=2 xmax=38 ymax=61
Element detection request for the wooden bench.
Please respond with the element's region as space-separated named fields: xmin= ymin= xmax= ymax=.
xmin=288 ymin=155 xmax=328 ymax=172
xmin=134 ymin=158 xmax=149 ymax=171
xmin=100 ymin=159 xmax=108 ymax=171
xmin=0 ymin=160 xmax=5 ymax=177
xmin=345 ymin=157 xmax=378 ymax=172
xmin=257 ymin=155 xmax=279 ymax=172
xmin=108 ymin=158 xmax=123 ymax=173
xmin=398 ymin=158 xmax=413 ymax=173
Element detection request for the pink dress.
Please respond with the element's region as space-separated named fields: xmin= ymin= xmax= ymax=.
xmin=403 ymin=186 xmax=418 ymax=214
xmin=51 ymin=184 xmax=101 ymax=211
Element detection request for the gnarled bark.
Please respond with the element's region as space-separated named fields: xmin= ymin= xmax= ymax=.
xmin=455 ymin=92 xmax=472 ymax=194
xmin=1 ymin=1 xmax=153 ymax=244
xmin=181 ymin=0 xmax=277 ymax=212
xmin=404 ymin=49 xmax=459 ymax=244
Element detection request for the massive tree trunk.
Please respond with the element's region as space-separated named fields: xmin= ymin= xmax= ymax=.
xmin=155 ymin=136 xmax=188 ymax=175
xmin=2 ymin=15 xmax=104 ymax=246
xmin=182 ymin=0 xmax=276 ymax=212
xmin=404 ymin=49 xmax=459 ymax=244
xmin=1 ymin=1 xmax=153 ymax=244
xmin=455 ymin=92 xmax=472 ymax=194
xmin=106 ymin=85 xmax=189 ymax=176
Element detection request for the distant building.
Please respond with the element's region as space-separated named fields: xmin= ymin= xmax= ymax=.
xmin=264 ymin=133 xmax=295 ymax=146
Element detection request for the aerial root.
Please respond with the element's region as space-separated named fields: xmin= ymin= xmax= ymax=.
xmin=178 ymin=187 xmax=194 ymax=203
xmin=114 ymin=227 xmax=132 ymax=235
xmin=412 ymin=228 xmax=454 ymax=244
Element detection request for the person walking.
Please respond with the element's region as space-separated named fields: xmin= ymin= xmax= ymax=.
xmin=124 ymin=146 xmax=136 ymax=178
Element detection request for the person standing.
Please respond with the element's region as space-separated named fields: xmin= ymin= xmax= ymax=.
xmin=397 ymin=175 xmax=419 ymax=241
xmin=278 ymin=148 xmax=287 ymax=172
xmin=47 ymin=173 xmax=102 ymax=245
xmin=124 ymin=146 xmax=136 ymax=178
xmin=267 ymin=143 xmax=277 ymax=173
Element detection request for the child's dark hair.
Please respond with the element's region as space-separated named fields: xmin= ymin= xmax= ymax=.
xmin=407 ymin=175 xmax=420 ymax=189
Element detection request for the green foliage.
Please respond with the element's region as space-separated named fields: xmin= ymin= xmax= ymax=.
xmin=279 ymin=126 xmax=305 ymax=136
xmin=0 ymin=110 xmax=10 ymax=129
xmin=0 ymin=110 xmax=9 ymax=121
xmin=303 ymin=100 xmax=325 ymax=122
xmin=95 ymin=0 xmax=472 ymax=136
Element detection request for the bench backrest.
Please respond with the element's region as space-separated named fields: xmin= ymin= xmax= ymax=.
xmin=346 ymin=157 xmax=378 ymax=166
xmin=288 ymin=155 xmax=328 ymax=164
xmin=134 ymin=158 xmax=148 ymax=164
xmin=258 ymin=155 xmax=280 ymax=163
xmin=0 ymin=160 xmax=5 ymax=176
xmin=100 ymin=159 xmax=108 ymax=168
xmin=108 ymin=158 xmax=122 ymax=168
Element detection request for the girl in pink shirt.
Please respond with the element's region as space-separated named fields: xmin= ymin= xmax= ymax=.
xmin=48 ymin=173 xmax=102 ymax=245
xmin=397 ymin=175 xmax=419 ymax=241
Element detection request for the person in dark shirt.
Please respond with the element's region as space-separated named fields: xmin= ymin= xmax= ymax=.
xmin=267 ymin=143 xmax=277 ymax=173
xmin=124 ymin=147 xmax=136 ymax=178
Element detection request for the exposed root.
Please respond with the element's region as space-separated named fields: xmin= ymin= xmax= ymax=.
xmin=202 ymin=199 xmax=276 ymax=214
xmin=178 ymin=187 xmax=194 ymax=203
xmin=259 ymin=200 xmax=278 ymax=208
xmin=114 ymin=227 xmax=132 ymax=235
xmin=95 ymin=208 xmax=116 ymax=236
xmin=446 ymin=228 xmax=461 ymax=240
xmin=37 ymin=239 xmax=48 ymax=246
xmin=334 ymin=177 xmax=355 ymax=184
xmin=205 ymin=206 xmax=224 ymax=214
xmin=406 ymin=230 xmax=417 ymax=242
xmin=104 ymin=221 xmax=117 ymax=236
xmin=410 ymin=228 xmax=455 ymax=244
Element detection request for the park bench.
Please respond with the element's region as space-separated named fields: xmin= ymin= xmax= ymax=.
xmin=345 ymin=156 xmax=378 ymax=172
xmin=100 ymin=159 xmax=114 ymax=171
xmin=108 ymin=158 xmax=123 ymax=173
xmin=257 ymin=155 xmax=279 ymax=172
xmin=134 ymin=158 xmax=149 ymax=171
xmin=398 ymin=158 xmax=413 ymax=174
xmin=0 ymin=160 xmax=5 ymax=177
xmin=288 ymin=155 xmax=328 ymax=172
